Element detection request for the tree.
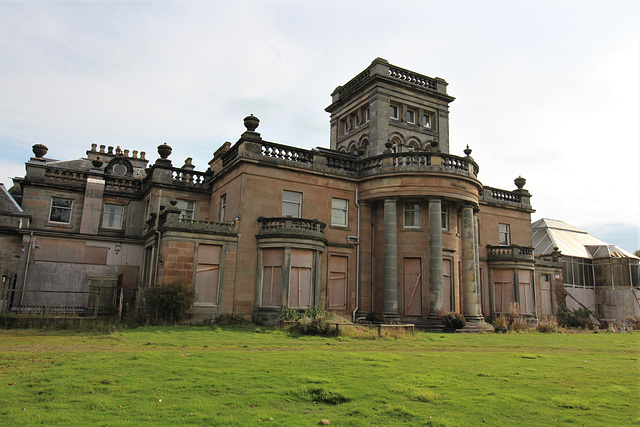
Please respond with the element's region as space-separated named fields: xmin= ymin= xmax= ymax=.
xmin=634 ymin=249 xmax=640 ymax=258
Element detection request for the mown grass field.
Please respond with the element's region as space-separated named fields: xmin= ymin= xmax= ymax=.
xmin=0 ymin=326 xmax=638 ymax=426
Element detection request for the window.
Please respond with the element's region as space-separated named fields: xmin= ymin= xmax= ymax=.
xmin=498 ymin=223 xmax=510 ymax=246
xmin=493 ymin=269 xmax=515 ymax=313
xmin=282 ymin=190 xmax=302 ymax=218
xmin=195 ymin=244 xmax=221 ymax=306
xmin=390 ymin=105 xmax=399 ymax=119
xmin=220 ymin=194 xmax=226 ymax=222
xmin=49 ymin=197 xmax=72 ymax=224
xmin=404 ymin=201 xmax=420 ymax=228
xmin=421 ymin=113 xmax=432 ymax=128
xmin=441 ymin=203 xmax=449 ymax=230
xmin=331 ymin=198 xmax=348 ymax=227
xmin=176 ymin=200 xmax=195 ymax=220
xmin=405 ymin=109 xmax=415 ymax=124
xmin=102 ymin=204 xmax=124 ymax=229
xmin=261 ymin=248 xmax=284 ymax=307
xmin=328 ymin=255 xmax=347 ymax=310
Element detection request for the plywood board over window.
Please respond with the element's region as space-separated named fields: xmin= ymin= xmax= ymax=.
xmin=518 ymin=269 xmax=533 ymax=315
xmin=403 ymin=258 xmax=422 ymax=316
xmin=289 ymin=249 xmax=313 ymax=309
xmin=261 ymin=248 xmax=284 ymax=307
xmin=493 ymin=269 xmax=515 ymax=313
xmin=540 ymin=273 xmax=553 ymax=315
xmin=195 ymin=244 xmax=222 ymax=306
xmin=328 ymin=255 xmax=347 ymax=310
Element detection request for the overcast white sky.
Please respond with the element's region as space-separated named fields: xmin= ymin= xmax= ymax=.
xmin=1 ymin=0 xmax=638 ymax=252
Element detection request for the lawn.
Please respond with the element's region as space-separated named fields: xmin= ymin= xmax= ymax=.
xmin=0 ymin=326 xmax=638 ymax=426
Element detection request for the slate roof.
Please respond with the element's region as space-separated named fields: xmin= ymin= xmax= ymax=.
xmin=0 ymin=183 xmax=24 ymax=214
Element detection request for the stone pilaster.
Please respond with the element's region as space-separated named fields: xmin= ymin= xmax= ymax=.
xmin=427 ymin=197 xmax=444 ymax=324
xmin=383 ymin=198 xmax=398 ymax=316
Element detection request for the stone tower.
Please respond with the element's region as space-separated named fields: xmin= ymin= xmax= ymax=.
xmin=325 ymin=57 xmax=455 ymax=156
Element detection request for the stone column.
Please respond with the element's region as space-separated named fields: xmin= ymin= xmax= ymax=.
xmin=383 ymin=198 xmax=398 ymax=315
xmin=427 ymin=197 xmax=444 ymax=321
xmin=461 ymin=203 xmax=483 ymax=321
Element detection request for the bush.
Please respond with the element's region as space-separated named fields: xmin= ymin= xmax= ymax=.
xmin=280 ymin=306 xmax=301 ymax=322
xmin=214 ymin=313 xmax=248 ymax=325
xmin=440 ymin=311 xmax=466 ymax=330
xmin=291 ymin=305 xmax=336 ymax=336
xmin=627 ymin=316 xmax=640 ymax=330
xmin=150 ymin=281 xmax=197 ymax=324
xmin=556 ymin=302 xmax=593 ymax=329
xmin=537 ymin=315 xmax=559 ymax=333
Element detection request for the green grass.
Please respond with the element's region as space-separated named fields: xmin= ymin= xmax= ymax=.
xmin=0 ymin=326 xmax=638 ymax=426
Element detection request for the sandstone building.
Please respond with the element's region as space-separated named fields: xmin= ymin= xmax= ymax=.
xmin=1 ymin=58 xmax=576 ymax=327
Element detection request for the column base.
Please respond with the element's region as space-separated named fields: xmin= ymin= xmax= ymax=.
xmin=421 ymin=314 xmax=445 ymax=331
xmin=461 ymin=315 xmax=495 ymax=333
xmin=383 ymin=313 xmax=401 ymax=323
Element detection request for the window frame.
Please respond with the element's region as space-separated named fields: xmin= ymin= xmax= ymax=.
xmin=219 ymin=194 xmax=226 ymax=222
xmin=331 ymin=198 xmax=349 ymax=227
xmin=102 ymin=203 xmax=125 ymax=230
xmin=403 ymin=201 xmax=421 ymax=228
xmin=176 ymin=199 xmax=195 ymax=221
xmin=498 ymin=223 xmax=511 ymax=246
xmin=405 ymin=109 xmax=416 ymax=124
xmin=441 ymin=203 xmax=449 ymax=231
xmin=421 ymin=113 xmax=432 ymax=128
xmin=49 ymin=197 xmax=73 ymax=224
xmin=282 ymin=190 xmax=302 ymax=218
xmin=389 ymin=104 xmax=399 ymax=120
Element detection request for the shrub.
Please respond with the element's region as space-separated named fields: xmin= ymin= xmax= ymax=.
xmin=440 ymin=311 xmax=466 ymax=330
xmin=150 ymin=281 xmax=197 ymax=324
xmin=556 ymin=302 xmax=593 ymax=329
xmin=628 ymin=316 xmax=640 ymax=330
xmin=537 ymin=315 xmax=559 ymax=333
xmin=365 ymin=312 xmax=387 ymax=323
xmin=280 ymin=306 xmax=301 ymax=322
xmin=492 ymin=314 xmax=508 ymax=331
xmin=291 ymin=305 xmax=336 ymax=336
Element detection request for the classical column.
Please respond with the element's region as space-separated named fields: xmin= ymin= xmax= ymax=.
xmin=461 ymin=203 xmax=483 ymax=321
xmin=383 ymin=198 xmax=398 ymax=315
xmin=427 ymin=197 xmax=444 ymax=321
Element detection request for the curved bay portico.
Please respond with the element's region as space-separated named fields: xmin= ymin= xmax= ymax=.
xmin=357 ymin=171 xmax=491 ymax=329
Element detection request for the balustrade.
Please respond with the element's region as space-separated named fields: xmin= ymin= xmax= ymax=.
xmin=261 ymin=142 xmax=313 ymax=164
xmin=171 ymin=169 xmax=207 ymax=187
xmin=257 ymin=217 xmax=326 ymax=238
xmin=388 ymin=66 xmax=437 ymax=90
xmin=486 ymin=245 xmax=535 ymax=262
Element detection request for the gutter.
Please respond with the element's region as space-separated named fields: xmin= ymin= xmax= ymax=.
xmin=350 ymin=188 xmax=361 ymax=322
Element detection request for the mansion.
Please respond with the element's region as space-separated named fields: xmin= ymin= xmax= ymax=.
xmin=1 ymin=58 xmax=586 ymax=328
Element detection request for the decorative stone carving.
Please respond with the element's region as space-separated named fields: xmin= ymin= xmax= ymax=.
xmin=244 ymin=114 xmax=260 ymax=132
xmin=514 ymin=176 xmax=526 ymax=189
xmin=157 ymin=143 xmax=172 ymax=159
xmin=32 ymin=144 xmax=48 ymax=158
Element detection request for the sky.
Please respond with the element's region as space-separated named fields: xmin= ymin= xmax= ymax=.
xmin=1 ymin=0 xmax=638 ymax=253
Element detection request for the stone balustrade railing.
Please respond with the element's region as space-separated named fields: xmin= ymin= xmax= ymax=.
xmin=159 ymin=211 xmax=237 ymax=235
xmin=486 ymin=245 xmax=535 ymax=262
xmin=257 ymin=216 xmax=326 ymax=239
xmin=261 ymin=141 xmax=313 ymax=164
xmin=171 ymin=168 xmax=208 ymax=188
xmin=104 ymin=176 xmax=142 ymax=193
xmin=388 ymin=65 xmax=437 ymax=90
xmin=44 ymin=167 xmax=87 ymax=185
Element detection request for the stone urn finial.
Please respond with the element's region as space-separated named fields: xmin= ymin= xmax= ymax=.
xmin=514 ymin=176 xmax=526 ymax=189
xmin=157 ymin=143 xmax=172 ymax=159
xmin=32 ymin=143 xmax=48 ymax=158
xmin=92 ymin=157 xmax=103 ymax=168
xmin=244 ymin=114 xmax=260 ymax=132
xmin=464 ymin=144 xmax=472 ymax=157
xmin=182 ymin=157 xmax=195 ymax=170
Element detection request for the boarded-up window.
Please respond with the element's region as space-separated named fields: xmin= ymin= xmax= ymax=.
xmin=195 ymin=244 xmax=221 ymax=306
xmin=493 ymin=269 xmax=514 ymax=313
xmin=328 ymin=255 xmax=347 ymax=310
xmin=83 ymin=246 xmax=108 ymax=265
xmin=403 ymin=258 xmax=422 ymax=316
xmin=540 ymin=273 xmax=553 ymax=315
xmin=261 ymin=248 xmax=284 ymax=307
xmin=443 ymin=259 xmax=452 ymax=312
xmin=289 ymin=249 xmax=313 ymax=308
xmin=518 ymin=270 xmax=533 ymax=314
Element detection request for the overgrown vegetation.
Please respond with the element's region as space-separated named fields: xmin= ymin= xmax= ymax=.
xmin=289 ymin=305 xmax=337 ymax=336
xmin=150 ymin=281 xmax=197 ymax=324
xmin=440 ymin=311 xmax=466 ymax=330
xmin=556 ymin=301 xmax=593 ymax=329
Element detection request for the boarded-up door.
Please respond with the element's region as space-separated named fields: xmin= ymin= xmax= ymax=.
xmin=518 ymin=270 xmax=533 ymax=314
xmin=540 ymin=273 xmax=553 ymax=315
xmin=493 ymin=269 xmax=514 ymax=313
xmin=289 ymin=249 xmax=313 ymax=308
xmin=195 ymin=245 xmax=221 ymax=305
xmin=262 ymin=248 xmax=284 ymax=307
xmin=403 ymin=258 xmax=422 ymax=317
xmin=443 ymin=259 xmax=452 ymax=312
xmin=328 ymin=255 xmax=347 ymax=310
